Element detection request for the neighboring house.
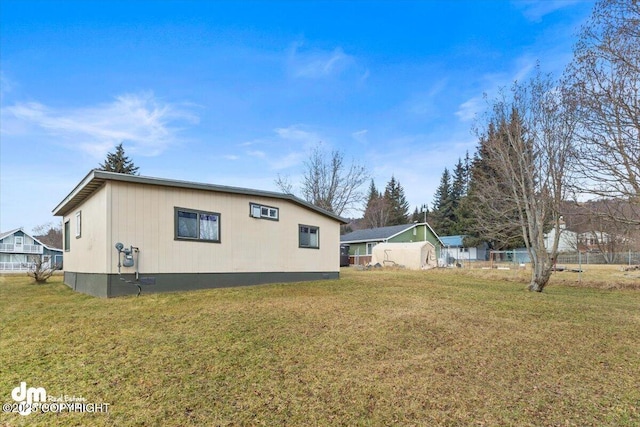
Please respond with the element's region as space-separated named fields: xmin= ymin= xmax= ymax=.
xmin=0 ymin=228 xmax=63 ymax=271
xmin=340 ymin=223 xmax=443 ymax=265
xmin=577 ymin=230 xmax=613 ymax=251
xmin=52 ymin=170 xmax=347 ymax=297
xmin=440 ymin=235 xmax=489 ymax=265
xmin=543 ymin=222 xmax=578 ymax=253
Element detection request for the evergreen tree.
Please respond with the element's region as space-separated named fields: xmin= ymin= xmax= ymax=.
xmin=451 ymin=158 xmax=466 ymax=211
xmin=384 ymin=176 xmax=409 ymax=226
xmin=446 ymin=155 xmax=475 ymax=235
xmin=431 ymin=168 xmax=455 ymax=235
xmin=463 ymin=150 xmax=472 ymax=191
xmin=99 ymin=143 xmax=139 ymax=175
xmin=462 ymin=116 xmax=526 ymax=250
xmin=364 ymin=179 xmax=378 ymax=209
xmin=411 ymin=206 xmax=420 ymax=222
xmin=362 ymin=179 xmax=390 ymax=228
xmin=411 ymin=205 xmax=429 ymax=223
xmin=451 ymin=159 xmax=467 ymax=203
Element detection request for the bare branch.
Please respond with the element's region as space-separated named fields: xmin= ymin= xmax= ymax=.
xmin=469 ymin=69 xmax=576 ymax=291
xmin=285 ymin=144 xmax=369 ymax=217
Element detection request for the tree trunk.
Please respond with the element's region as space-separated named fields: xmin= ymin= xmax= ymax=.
xmin=528 ymin=245 xmax=553 ymax=292
xmin=528 ymin=267 xmax=552 ymax=292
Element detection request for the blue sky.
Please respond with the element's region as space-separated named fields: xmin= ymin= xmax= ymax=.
xmin=0 ymin=0 xmax=595 ymax=233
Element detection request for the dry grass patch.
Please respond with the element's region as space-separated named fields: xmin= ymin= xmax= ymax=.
xmin=1 ymin=270 xmax=639 ymax=426
xmin=450 ymin=263 xmax=640 ymax=290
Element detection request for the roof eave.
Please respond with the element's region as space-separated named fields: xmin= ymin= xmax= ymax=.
xmin=340 ymin=238 xmax=387 ymax=244
xmin=52 ymin=170 xmax=348 ymax=224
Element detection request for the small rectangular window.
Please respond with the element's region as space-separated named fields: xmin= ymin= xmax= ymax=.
xmin=64 ymin=221 xmax=70 ymax=251
xmin=175 ymin=208 xmax=220 ymax=243
xmin=75 ymin=211 xmax=82 ymax=238
xmin=366 ymin=242 xmax=377 ymax=255
xmin=249 ymin=203 xmax=279 ymax=220
xmin=299 ymin=225 xmax=319 ymax=249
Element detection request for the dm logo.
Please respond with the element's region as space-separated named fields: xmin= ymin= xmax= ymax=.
xmin=11 ymin=382 xmax=47 ymax=416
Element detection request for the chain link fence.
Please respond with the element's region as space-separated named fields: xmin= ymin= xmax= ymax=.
xmin=445 ymin=251 xmax=640 ymax=269
xmin=556 ymin=251 xmax=640 ymax=266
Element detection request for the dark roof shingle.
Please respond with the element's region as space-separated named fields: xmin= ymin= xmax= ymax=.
xmin=340 ymin=224 xmax=415 ymax=242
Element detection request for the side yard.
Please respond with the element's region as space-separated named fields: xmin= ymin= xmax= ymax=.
xmin=1 ymin=269 xmax=639 ymax=426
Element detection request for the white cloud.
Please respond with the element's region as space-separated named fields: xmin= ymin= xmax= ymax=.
xmin=287 ymin=42 xmax=356 ymax=79
xmin=1 ymin=92 xmax=198 ymax=158
xmin=269 ymin=151 xmax=305 ymax=170
xmin=363 ymin=131 xmax=477 ymax=212
xmin=455 ymin=96 xmax=484 ymax=122
xmin=247 ymin=150 xmax=266 ymax=158
xmin=275 ymin=124 xmax=322 ymax=144
xmin=513 ymin=0 xmax=582 ymax=22
xmin=351 ymin=129 xmax=368 ymax=143
xmin=260 ymin=126 xmax=322 ymax=170
xmin=0 ymin=72 xmax=15 ymax=99
xmin=456 ymin=55 xmax=538 ymax=122
xmin=226 ymin=125 xmax=327 ymax=172
xmin=404 ymin=78 xmax=450 ymax=117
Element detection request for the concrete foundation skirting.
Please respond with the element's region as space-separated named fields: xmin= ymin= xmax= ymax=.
xmin=63 ymin=271 xmax=339 ymax=298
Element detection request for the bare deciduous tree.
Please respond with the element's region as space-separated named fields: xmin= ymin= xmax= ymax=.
xmin=471 ymin=70 xmax=576 ymax=292
xmin=276 ymin=144 xmax=369 ymax=217
xmin=564 ymin=0 xmax=640 ymax=225
xmin=564 ymin=200 xmax=637 ymax=261
xmin=27 ymin=255 xmax=57 ymax=283
xmin=363 ymin=195 xmax=391 ymax=228
xmin=33 ymin=222 xmax=63 ymax=249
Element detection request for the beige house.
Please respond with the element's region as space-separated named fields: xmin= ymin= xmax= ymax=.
xmin=53 ymin=170 xmax=346 ymax=297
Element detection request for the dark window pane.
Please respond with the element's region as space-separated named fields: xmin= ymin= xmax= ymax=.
xmin=178 ymin=211 xmax=198 ymax=238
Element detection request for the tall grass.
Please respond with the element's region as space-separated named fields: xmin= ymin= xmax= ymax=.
xmin=1 ymin=269 xmax=639 ymax=426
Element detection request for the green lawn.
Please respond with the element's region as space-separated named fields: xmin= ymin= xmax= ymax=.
xmin=1 ymin=269 xmax=639 ymax=426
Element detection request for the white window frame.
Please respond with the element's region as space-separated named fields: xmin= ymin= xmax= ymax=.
xmin=366 ymin=242 xmax=377 ymax=255
xmin=75 ymin=211 xmax=82 ymax=238
xmin=250 ymin=203 xmax=279 ymax=221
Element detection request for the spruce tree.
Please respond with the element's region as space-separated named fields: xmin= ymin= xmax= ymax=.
xmin=364 ymin=179 xmax=378 ymax=209
xmin=384 ymin=176 xmax=409 ymax=226
xmin=411 ymin=206 xmax=420 ymax=222
xmin=431 ymin=168 xmax=455 ymax=235
xmin=99 ymin=143 xmax=140 ymax=175
xmin=363 ymin=180 xmax=390 ymax=228
xmin=411 ymin=205 xmax=429 ymax=223
xmin=451 ymin=158 xmax=466 ymax=208
xmin=463 ymin=118 xmax=526 ymax=250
